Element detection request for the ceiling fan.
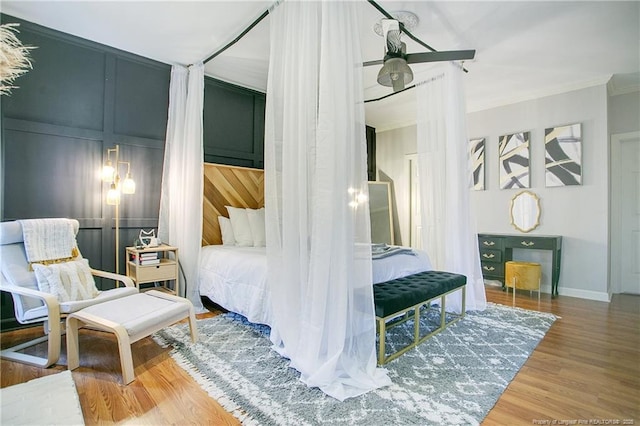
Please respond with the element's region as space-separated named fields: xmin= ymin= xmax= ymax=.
xmin=364 ymin=19 xmax=476 ymax=93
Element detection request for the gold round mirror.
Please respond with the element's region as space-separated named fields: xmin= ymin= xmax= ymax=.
xmin=510 ymin=190 xmax=541 ymax=233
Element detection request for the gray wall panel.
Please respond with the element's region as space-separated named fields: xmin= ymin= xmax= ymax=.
xmin=203 ymin=77 xmax=265 ymax=168
xmin=2 ymin=28 xmax=106 ymax=131
xmin=114 ymin=57 xmax=171 ymax=140
xmin=0 ymin=14 xmax=170 ymax=329
xmin=3 ymin=130 xmax=103 ymax=219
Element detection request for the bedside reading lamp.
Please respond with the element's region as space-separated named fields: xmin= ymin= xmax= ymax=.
xmin=102 ymin=144 xmax=135 ymax=274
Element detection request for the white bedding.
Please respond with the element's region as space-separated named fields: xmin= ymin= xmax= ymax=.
xmin=199 ymin=245 xmax=432 ymax=326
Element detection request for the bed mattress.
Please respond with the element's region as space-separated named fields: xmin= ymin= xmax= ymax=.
xmin=198 ymin=245 xmax=432 ymax=326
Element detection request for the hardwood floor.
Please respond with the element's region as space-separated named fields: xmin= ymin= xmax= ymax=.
xmin=1 ymin=286 xmax=638 ymax=425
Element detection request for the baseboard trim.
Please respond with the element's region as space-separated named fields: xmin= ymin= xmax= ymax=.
xmin=558 ymin=287 xmax=611 ymax=302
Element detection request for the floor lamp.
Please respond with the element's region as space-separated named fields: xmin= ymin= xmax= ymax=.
xmin=102 ymin=144 xmax=135 ymax=274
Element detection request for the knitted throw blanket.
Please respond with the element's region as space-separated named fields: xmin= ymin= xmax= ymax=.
xmin=19 ymin=219 xmax=78 ymax=264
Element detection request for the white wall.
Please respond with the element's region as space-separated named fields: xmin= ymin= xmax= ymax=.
xmin=609 ymin=91 xmax=640 ymax=134
xmin=375 ymin=125 xmax=416 ymax=246
xmin=376 ymin=84 xmax=612 ymax=301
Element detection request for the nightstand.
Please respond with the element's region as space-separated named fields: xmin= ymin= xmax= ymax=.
xmin=125 ymin=244 xmax=179 ymax=296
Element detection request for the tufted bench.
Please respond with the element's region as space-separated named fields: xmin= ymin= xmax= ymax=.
xmin=373 ymin=270 xmax=466 ymax=364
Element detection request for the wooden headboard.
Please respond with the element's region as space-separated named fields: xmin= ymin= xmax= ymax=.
xmin=202 ymin=163 xmax=265 ymax=246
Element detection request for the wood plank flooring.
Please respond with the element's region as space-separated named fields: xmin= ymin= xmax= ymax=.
xmin=1 ymin=286 xmax=638 ymax=425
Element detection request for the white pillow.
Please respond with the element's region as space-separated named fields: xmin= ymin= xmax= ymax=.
xmin=246 ymin=208 xmax=266 ymax=247
xmin=218 ymin=216 xmax=236 ymax=246
xmin=225 ymin=206 xmax=253 ymax=247
xmin=32 ymin=259 xmax=99 ymax=302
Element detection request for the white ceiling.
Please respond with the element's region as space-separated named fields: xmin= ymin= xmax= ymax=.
xmin=3 ymin=1 xmax=639 ymax=131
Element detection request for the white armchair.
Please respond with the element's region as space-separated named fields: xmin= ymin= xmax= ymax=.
xmin=0 ymin=219 xmax=138 ymax=367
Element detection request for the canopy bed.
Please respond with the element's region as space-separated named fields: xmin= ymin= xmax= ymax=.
xmin=158 ymin=0 xmax=485 ymax=401
xmin=199 ymin=163 xmax=433 ymax=327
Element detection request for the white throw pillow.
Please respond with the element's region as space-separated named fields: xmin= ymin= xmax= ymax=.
xmin=246 ymin=207 xmax=266 ymax=247
xmin=32 ymin=259 xmax=99 ymax=302
xmin=218 ymin=216 xmax=236 ymax=246
xmin=225 ymin=206 xmax=253 ymax=247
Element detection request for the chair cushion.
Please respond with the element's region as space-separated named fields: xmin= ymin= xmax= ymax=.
xmin=60 ymin=286 xmax=139 ymax=313
xmin=1 ymin=243 xmax=43 ymax=318
xmin=33 ymin=259 xmax=99 ymax=302
xmin=0 ymin=221 xmax=24 ymax=245
xmin=22 ymin=286 xmax=139 ymax=321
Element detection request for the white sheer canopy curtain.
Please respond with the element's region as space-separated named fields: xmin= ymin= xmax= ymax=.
xmin=158 ymin=63 xmax=205 ymax=311
xmin=264 ymin=1 xmax=391 ymax=401
xmin=416 ymin=63 xmax=487 ymax=312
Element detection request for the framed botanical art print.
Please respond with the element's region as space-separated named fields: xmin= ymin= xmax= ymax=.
xmin=545 ymin=123 xmax=582 ymax=187
xmin=469 ymin=137 xmax=485 ymax=190
xmin=499 ymin=131 xmax=530 ymax=189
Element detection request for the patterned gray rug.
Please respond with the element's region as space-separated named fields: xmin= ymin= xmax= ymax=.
xmin=154 ymin=303 xmax=556 ymax=426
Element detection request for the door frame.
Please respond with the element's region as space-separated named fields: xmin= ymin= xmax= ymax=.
xmin=610 ymin=131 xmax=640 ymax=294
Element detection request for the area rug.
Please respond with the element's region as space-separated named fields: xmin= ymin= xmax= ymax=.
xmin=154 ymin=303 xmax=556 ymax=426
xmin=0 ymin=370 xmax=84 ymax=425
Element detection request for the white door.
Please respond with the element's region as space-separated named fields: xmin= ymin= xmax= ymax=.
xmin=611 ymin=132 xmax=640 ymax=294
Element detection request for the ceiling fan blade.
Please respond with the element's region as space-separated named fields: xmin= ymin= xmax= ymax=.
xmin=406 ymin=50 xmax=476 ymax=64
xmin=363 ymin=59 xmax=384 ymax=67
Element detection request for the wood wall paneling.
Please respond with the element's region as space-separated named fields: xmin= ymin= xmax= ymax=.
xmin=202 ymin=163 xmax=265 ymax=246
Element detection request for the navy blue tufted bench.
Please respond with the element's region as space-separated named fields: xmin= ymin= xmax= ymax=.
xmin=373 ymin=270 xmax=467 ymax=364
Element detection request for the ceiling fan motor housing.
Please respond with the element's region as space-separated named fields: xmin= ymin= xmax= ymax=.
xmin=377 ymin=19 xmax=414 ymax=92
xmin=378 ymin=53 xmax=413 ymax=92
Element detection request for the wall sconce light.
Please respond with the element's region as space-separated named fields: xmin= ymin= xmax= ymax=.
xmin=102 ymin=144 xmax=135 ymax=274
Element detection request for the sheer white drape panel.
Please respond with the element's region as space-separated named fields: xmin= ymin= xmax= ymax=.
xmin=415 ymin=63 xmax=487 ymax=312
xmin=158 ymin=63 xmax=205 ymax=311
xmin=264 ymin=1 xmax=391 ymax=401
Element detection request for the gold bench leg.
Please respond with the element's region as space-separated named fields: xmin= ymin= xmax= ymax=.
xmin=414 ymin=306 xmax=420 ymax=345
xmin=376 ymin=284 xmax=467 ymax=365
xmin=378 ymin=317 xmax=386 ymax=365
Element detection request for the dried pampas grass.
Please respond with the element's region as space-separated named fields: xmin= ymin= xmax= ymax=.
xmin=0 ymin=23 xmax=35 ymax=95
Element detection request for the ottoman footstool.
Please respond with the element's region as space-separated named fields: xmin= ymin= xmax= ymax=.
xmin=66 ymin=290 xmax=198 ymax=384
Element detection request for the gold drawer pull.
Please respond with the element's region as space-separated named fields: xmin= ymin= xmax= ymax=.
xmin=483 ymin=241 xmax=495 ymax=246
xmin=483 ymin=266 xmax=495 ymax=272
xmin=521 ymin=241 xmax=535 ymax=247
xmin=482 ymin=253 xmax=495 ymax=259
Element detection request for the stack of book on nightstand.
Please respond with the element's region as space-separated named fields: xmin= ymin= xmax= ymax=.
xmin=129 ymin=251 xmax=160 ymax=265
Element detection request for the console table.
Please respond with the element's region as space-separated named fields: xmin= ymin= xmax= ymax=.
xmin=478 ymin=233 xmax=563 ymax=297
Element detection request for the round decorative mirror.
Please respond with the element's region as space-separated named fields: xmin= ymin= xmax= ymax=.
xmin=510 ymin=190 xmax=541 ymax=233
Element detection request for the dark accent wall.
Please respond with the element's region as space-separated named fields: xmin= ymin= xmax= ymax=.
xmin=366 ymin=125 xmax=376 ymax=181
xmin=0 ymin=15 xmax=170 ymax=329
xmin=203 ymin=77 xmax=265 ymax=168
xmin=0 ymin=15 xmax=267 ymax=330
